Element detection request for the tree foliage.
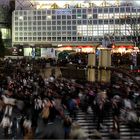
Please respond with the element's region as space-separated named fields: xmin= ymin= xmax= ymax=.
xmin=0 ymin=31 xmax=5 ymax=58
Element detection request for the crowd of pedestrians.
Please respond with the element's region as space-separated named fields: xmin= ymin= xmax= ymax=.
xmin=0 ymin=58 xmax=139 ymax=139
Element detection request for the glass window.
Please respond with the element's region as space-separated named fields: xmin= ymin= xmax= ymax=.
xmin=67 ymin=26 xmax=71 ymax=30
xmin=42 ymin=11 xmax=46 ymax=15
xmin=72 ymin=20 xmax=76 ymax=24
xmin=42 ymin=21 xmax=46 ymax=25
xmin=28 ymin=16 xmax=31 ymax=20
xmin=28 ymin=32 xmax=32 ymax=36
xmin=47 ymin=10 xmax=51 ymax=14
xmin=33 ymin=32 xmax=36 ymax=36
xmin=77 ymin=20 xmax=81 ymax=25
xmin=52 ymin=32 xmax=56 ymax=36
xmin=62 ymin=21 xmax=66 ymax=25
xmin=47 ymin=26 xmax=51 ymax=30
xmin=42 ymin=16 xmax=46 ymax=20
xmin=24 ymin=37 xmax=27 ymax=40
xmin=109 ymin=19 xmax=114 ymax=24
xmin=72 ymin=9 xmax=76 ymax=14
xmin=15 ymin=37 xmax=18 ymax=41
xmin=115 ymin=19 xmax=119 ymax=24
xmin=126 ymin=7 xmax=130 ymax=12
xmin=62 ymin=15 xmax=66 ymax=19
xmin=72 ymin=15 xmax=76 ymax=19
xmin=109 ymin=8 xmax=114 ymax=13
xmin=77 ymin=9 xmax=81 ymax=13
xmin=37 ymin=11 xmax=41 ymax=15
xmin=33 ymin=21 xmax=36 ymax=25
xmin=57 ymin=26 xmax=61 ymax=30
xmin=88 ymin=20 xmax=92 ymax=24
xmin=52 ymin=10 xmax=55 ymax=14
xmin=67 ymin=21 xmax=71 ymax=24
xmin=24 ymin=27 xmax=27 ymax=31
xmin=38 ymin=27 xmax=41 ymax=30
xmin=93 ymin=8 xmax=97 ymax=13
xmin=52 ymin=15 xmax=56 ymax=19
xmin=38 ymin=21 xmax=41 ymax=25
xmin=24 ymin=22 xmax=27 ymax=25
xmin=38 ymin=37 xmax=41 ymax=41
xmin=42 ymin=37 xmax=46 ymax=40
xmin=57 ymin=15 xmax=61 ymax=19
xmin=47 ymin=37 xmax=51 ymax=41
xmin=99 ymin=20 xmax=103 ymax=24
xmin=52 ymin=21 xmax=56 ymax=25
xmin=62 ymin=37 xmax=66 ymax=41
xmin=93 ymin=20 xmax=97 ymax=24
xmin=19 ymin=37 xmax=23 ymax=41
xmin=82 ymin=9 xmax=86 ymax=13
xmin=33 ymin=37 xmax=36 ymax=40
xmin=98 ymin=8 xmax=102 ymax=13
xmin=28 ymin=27 xmax=32 ymax=31
xmin=120 ymin=7 xmax=125 ymax=12
xmin=115 ymin=8 xmax=119 ymax=13
xmin=57 ymin=37 xmax=61 ymax=40
xmin=15 ymin=16 xmax=18 ymax=20
xmin=104 ymin=8 xmax=108 ymax=13
xmin=52 ymin=26 xmax=56 ymax=30
xmin=72 ymin=37 xmax=76 ymax=41
xmin=72 ymin=26 xmax=76 ymax=30
xmin=47 ymin=32 xmax=51 ymax=36
xmin=33 ymin=27 xmax=36 ymax=30
xmin=28 ymin=21 xmax=32 ymax=26
xmin=82 ymin=15 xmax=87 ymax=19
xmin=15 ymin=11 xmax=18 ymax=15
xmin=19 ymin=22 xmax=23 ymax=26
xmin=24 ymin=16 xmax=27 ymax=20
xmin=83 ymin=20 xmax=87 ymax=24
xmin=57 ymin=21 xmax=61 ymax=25
xmin=67 ymin=37 xmax=71 ymax=41
xmin=47 ymin=21 xmax=51 ymax=25
xmin=37 ymin=16 xmax=41 ymax=20
xmin=52 ymin=37 xmax=56 ymax=41
xmin=67 ymin=15 xmax=71 ymax=19
xmin=33 ymin=16 xmax=36 ymax=20
xmin=43 ymin=32 xmax=46 ymax=36
xmin=33 ymin=11 xmax=36 ymax=15
xmin=93 ymin=14 xmax=97 ymax=19
xmin=62 ymin=26 xmax=66 ymax=30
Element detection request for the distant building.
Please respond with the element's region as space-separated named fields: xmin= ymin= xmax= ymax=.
xmin=12 ymin=0 xmax=140 ymax=49
xmin=0 ymin=0 xmax=15 ymax=48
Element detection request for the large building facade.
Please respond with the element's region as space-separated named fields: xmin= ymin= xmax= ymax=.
xmin=12 ymin=0 xmax=140 ymax=48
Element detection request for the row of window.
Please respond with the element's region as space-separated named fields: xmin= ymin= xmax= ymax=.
xmin=15 ymin=7 xmax=139 ymax=16
xmin=15 ymin=18 xmax=140 ymax=28
xmin=15 ymin=30 xmax=131 ymax=37
xmin=14 ymin=36 xmax=132 ymax=42
xmin=15 ymin=12 xmax=139 ymax=21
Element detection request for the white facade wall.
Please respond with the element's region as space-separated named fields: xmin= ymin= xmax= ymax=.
xmin=12 ymin=6 xmax=140 ymax=46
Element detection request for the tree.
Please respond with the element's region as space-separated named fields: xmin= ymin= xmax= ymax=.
xmin=0 ymin=31 xmax=5 ymax=58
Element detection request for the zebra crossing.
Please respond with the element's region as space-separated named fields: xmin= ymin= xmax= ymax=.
xmin=76 ymin=108 xmax=140 ymax=139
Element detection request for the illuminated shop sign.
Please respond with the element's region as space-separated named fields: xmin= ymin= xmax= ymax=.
xmin=56 ymin=9 xmax=72 ymax=15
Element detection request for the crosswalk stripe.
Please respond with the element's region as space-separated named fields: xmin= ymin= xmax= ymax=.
xmin=76 ymin=109 xmax=140 ymax=139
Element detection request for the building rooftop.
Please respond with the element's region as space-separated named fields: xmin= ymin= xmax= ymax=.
xmin=15 ymin=0 xmax=140 ymax=10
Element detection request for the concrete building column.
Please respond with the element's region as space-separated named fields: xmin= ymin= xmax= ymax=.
xmin=87 ymin=53 xmax=96 ymax=82
xmin=98 ymin=48 xmax=111 ymax=83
